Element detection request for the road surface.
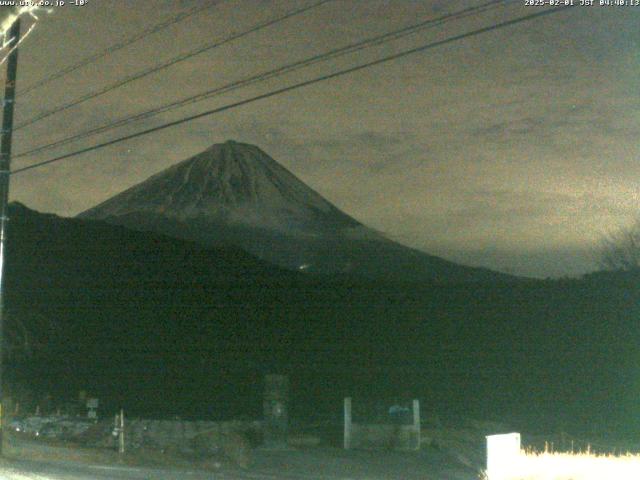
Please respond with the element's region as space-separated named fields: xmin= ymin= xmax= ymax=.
xmin=0 ymin=447 xmax=479 ymax=479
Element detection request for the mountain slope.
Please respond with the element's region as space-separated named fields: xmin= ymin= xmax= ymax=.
xmin=6 ymin=203 xmax=640 ymax=434
xmin=79 ymin=140 xmax=513 ymax=282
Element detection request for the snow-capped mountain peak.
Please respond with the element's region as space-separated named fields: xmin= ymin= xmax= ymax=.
xmin=81 ymin=140 xmax=361 ymax=235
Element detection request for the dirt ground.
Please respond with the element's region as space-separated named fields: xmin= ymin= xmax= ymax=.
xmin=3 ymin=417 xmax=633 ymax=479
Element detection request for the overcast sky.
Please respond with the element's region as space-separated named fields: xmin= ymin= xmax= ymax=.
xmin=2 ymin=0 xmax=639 ymax=278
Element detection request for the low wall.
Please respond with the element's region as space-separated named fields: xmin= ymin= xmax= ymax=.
xmin=124 ymin=419 xmax=261 ymax=449
xmin=9 ymin=415 xmax=262 ymax=452
xmin=349 ymin=423 xmax=420 ymax=450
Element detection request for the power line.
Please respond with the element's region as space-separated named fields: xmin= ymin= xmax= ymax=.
xmin=14 ymin=0 xmax=511 ymax=161
xmin=18 ymin=1 xmax=223 ymax=97
xmin=13 ymin=0 xmax=333 ymax=131
xmin=12 ymin=6 xmax=574 ymax=176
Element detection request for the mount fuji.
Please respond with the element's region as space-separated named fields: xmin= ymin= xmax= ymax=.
xmin=79 ymin=140 xmax=512 ymax=282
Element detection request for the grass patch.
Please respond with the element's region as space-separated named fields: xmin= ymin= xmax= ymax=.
xmin=482 ymin=447 xmax=640 ymax=479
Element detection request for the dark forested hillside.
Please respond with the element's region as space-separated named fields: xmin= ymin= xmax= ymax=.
xmin=5 ymin=203 xmax=640 ymax=436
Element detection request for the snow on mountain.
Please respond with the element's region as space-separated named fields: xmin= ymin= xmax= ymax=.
xmin=79 ymin=140 xmax=512 ymax=282
xmin=81 ymin=140 xmax=367 ymax=237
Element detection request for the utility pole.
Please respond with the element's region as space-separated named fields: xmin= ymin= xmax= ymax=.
xmin=0 ymin=15 xmax=21 ymax=456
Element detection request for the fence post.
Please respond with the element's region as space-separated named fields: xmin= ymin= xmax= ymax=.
xmin=263 ymin=374 xmax=289 ymax=449
xmin=412 ymin=399 xmax=420 ymax=450
xmin=486 ymin=432 xmax=521 ymax=480
xmin=344 ymin=397 xmax=352 ymax=450
xmin=118 ymin=409 xmax=125 ymax=454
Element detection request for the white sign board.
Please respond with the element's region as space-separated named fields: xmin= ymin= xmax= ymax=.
xmin=486 ymin=432 xmax=521 ymax=480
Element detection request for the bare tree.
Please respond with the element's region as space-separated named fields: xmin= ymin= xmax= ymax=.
xmin=596 ymin=218 xmax=640 ymax=271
